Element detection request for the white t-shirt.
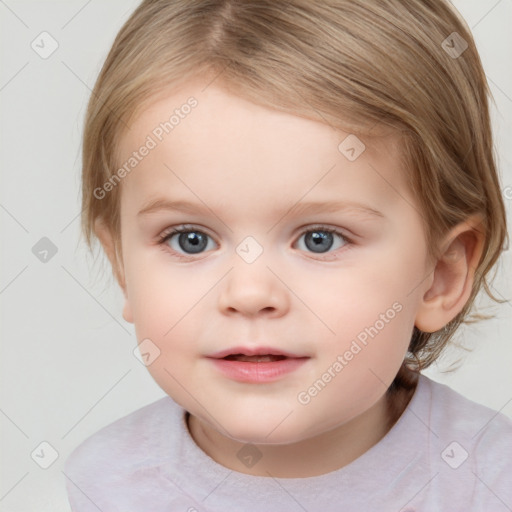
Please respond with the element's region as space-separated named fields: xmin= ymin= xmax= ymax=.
xmin=64 ymin=374 xmax=512 ymax=511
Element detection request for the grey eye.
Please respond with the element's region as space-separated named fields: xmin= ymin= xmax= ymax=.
xmin=168 ymin=230 xmax=214 ymax=254
xmin=296 ymin=229 xmax=346 ymax=254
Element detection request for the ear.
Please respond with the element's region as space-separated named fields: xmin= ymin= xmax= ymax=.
xmin=94 ymin=219 xmax=134 ymax=324
xmin=414 ymin=215 xmax=485 ymax=333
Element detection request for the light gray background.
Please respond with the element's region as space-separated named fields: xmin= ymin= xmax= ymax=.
xmin=0 ymin=1 xmax=511 ymax=510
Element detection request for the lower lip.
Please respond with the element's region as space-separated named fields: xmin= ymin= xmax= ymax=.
xmin=208 ymin=357 xmax=309 ymax=383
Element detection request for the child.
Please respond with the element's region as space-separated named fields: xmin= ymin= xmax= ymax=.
xmin=65 ymin=0 xmax=511 ymax=510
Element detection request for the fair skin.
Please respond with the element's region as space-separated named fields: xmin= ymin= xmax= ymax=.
xmin=96 ymin=78 xmax=483 ymax=478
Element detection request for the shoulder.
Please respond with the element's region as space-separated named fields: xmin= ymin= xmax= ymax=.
xmin=64 ymin=396 xmax=184 ymax=510
xmin=417 ymin=375 xmax=512 ymax=508
xmin=423 ymin=375 xmax=512 ymax=447
xmin=65 ymin=395 xmax=180 ymax=470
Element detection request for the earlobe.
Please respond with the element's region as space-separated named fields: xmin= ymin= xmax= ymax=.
xmin=415 ymin=216 xmax=484 ymax=333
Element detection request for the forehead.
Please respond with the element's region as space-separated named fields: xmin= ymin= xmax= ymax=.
xmin=116 ymin=82 xmax=412 ymax=221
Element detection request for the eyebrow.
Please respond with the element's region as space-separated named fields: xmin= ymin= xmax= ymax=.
xmin=137 ymin=198 xmax=385 ymax=221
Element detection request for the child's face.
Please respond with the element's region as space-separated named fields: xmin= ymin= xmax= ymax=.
xmin=114 ymin=80 xmax=432 ymax=445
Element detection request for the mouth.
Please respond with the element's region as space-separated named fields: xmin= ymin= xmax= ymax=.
xmin=221 ymin=354 xmax=288 ymax=362
xmin=207 ymin=346 xmax=308 ymax=360
xmin=206 ymin=346 xmax=310 ymax=383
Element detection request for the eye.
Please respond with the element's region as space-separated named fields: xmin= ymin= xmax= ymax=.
xmin=157 ymin=224 xmax=351 ymax=260
xmin=158 ymin=225 xmax=217 ymax=257
xmin=295 ymin=226 xmax=350 ymax=256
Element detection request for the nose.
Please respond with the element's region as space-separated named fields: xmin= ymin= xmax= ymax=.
xmin=217 ymin=258 xmax=290 ymax=318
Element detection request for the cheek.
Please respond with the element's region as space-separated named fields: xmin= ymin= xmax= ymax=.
xmin=124 ymin=254 xmax=214 ymax=372
xmin=297 ymin=301 xmax=415 ymax=438
xmin=125 ymin=261 xmax=206 ymax=402
xmin=311 ymin=255 xmax=422 ymax=346
xmin=305 ymin=247 xmax=424 ymax=397
xmin=124 ymin=248 xmax=204 ymax=330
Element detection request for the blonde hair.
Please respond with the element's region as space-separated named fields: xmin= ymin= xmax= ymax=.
xmin=81 ymin=0 xmax=508 ymax=373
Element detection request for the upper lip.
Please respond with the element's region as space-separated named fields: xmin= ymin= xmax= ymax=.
xmin=207 ymin=346 xmax=309 ymax=359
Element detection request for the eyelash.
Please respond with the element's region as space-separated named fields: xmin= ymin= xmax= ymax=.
xmin=157 ymin=224 xmax=353 ymax=261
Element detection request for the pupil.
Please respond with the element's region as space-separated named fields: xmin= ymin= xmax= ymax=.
xmin=188 ymin=234 xmax=199 ymax=245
